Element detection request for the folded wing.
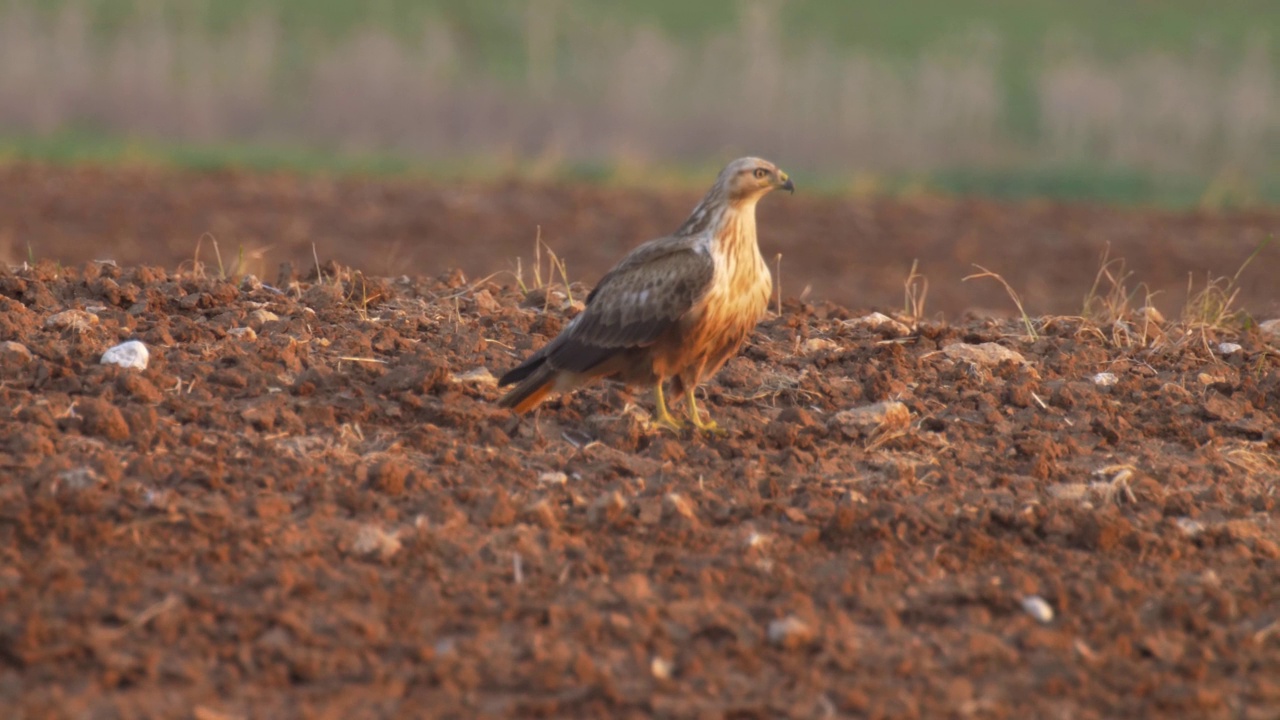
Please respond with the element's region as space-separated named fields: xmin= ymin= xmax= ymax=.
xmin=498 ymin=239 xmax=714 ymax=403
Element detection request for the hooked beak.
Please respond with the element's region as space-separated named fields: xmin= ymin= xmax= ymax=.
xmin=778 ymin=171 xmax=795 ymax=194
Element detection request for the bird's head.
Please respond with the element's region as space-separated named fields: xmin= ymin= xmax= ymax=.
xmin=718 ymin=157 xmax=794 ymax=205
xmin=674 ymin=156 xmax=795 ymax=237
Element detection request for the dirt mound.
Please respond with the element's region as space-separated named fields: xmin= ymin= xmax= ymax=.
xmin=2 ymin=256 xmax=1278 ymax=718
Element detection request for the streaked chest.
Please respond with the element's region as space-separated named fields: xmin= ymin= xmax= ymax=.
xmin=700 ymin=215 xmax=771 ymax=320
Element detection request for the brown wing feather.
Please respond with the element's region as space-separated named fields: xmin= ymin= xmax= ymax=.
xmin=533 ymin=237 xmax=714 ymax=376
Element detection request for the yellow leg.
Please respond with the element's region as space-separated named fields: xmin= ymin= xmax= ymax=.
xmin=650 ymin=382 xmax=685 ymax=432
xmin=686 ymin=389 xmax=726 ymax=435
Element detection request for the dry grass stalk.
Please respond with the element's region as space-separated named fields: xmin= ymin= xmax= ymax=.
xmin=962 ymin=265 xmax=1038 ymax=340
xmin=902 ymin=259 xmax=929 ymax=330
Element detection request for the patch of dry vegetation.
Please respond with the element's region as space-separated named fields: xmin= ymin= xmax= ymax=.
xmin=951 ymin=239 xmax=1274 ymax=360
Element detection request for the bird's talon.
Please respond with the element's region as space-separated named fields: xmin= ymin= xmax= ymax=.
xmin=691 ymin=419 xmax=727 ymax=436
xmin=649 ymin=417 xmax=685 ymax=433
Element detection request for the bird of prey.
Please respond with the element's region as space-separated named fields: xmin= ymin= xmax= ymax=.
xmin=496 ymin=156 xmax=793 ymax=433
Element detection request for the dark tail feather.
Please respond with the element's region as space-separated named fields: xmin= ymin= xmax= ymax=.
xmin=497 ymin=365 xmax=556 ymax=413
xmin=498 ymin=350 xmax=546 ymax=388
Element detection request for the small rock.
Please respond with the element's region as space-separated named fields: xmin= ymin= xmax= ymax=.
xmin=56 ymin=467 xmax=100 ymax=492
xmin=588 ymin=490 xmax=628 ymax=526
xmin=0 ymin=341 xmax=33 ymax=364
xmin=432 ymin=637 xmax=457 ymax=657
xmin=521 ymin=286 xmax=576 ymax=311
xmin=538 ymin=471 xmax=568 ymax=485
xmin=239 ymin=275 xmax=263 ymax=292
xmin=849 ymin=312 xmax=912 ymax=337
xmin=1092 ymin=372 xmax=1118 ymax=387
xmin=1260 ymin=318 xmax=1280 ymax=341
xmin=943 ymin=342 xmax=1027 ymax=367
xmin=801 ymin=337 xmax=839 ymax=354
xmin=614 ymin=573 xmax=653 ymax=603
xmin=767 ymin=615 xmax=815 ymax=649
xmin=471 ymin=289 xmax=502 ymax=314
xmin=350 ymin=524 xmax=401 ymax=561
xmin=830 ymin=401 xmax=910 ymax=440
xmin=249 ymin=308 xmax=280 ymax=326
xmin=1217 ymin=342 xmax=1243 ymax=355
xmin=46 ymin=309 xmax=98 ymax=332
xmin=1175 ymin=517 xmax=1205 ymax=537
xmin=101 ymin=340 xmax=149 ymax=370
xmin=650 ymin=657 xmax=673 ymax=680
xmin=450 ymin=367 xmax=497 ymax=386
xmin=227 ymin=327 xmax=257 ymax=340
xmin=520 ymin=498 xmax=559 ymax=528
xmin=636 ymin=498 xmax=664 ymax=525
xmin=1202 ymin=392 xmax=1243 ymax=422
xmin=1021 ymin=595 xmax=1054 ymax=623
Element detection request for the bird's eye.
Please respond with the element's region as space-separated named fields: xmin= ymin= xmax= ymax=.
xmin=753 ymin=168 xmax=769 ymax=179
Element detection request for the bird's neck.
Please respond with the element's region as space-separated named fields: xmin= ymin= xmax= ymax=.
xmin=677 ymin=193 xmax=760 ymax=247
xmin=715 ymin=202 xmax=760 ymax=258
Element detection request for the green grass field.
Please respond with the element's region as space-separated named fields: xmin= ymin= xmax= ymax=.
xmin=42 ymin=0 xmax=1277 ymax=54
xmin=9 ymin=0 xmax=1280 ymax=206
xmin=9 ymin=129 xmax=1273 ymax=209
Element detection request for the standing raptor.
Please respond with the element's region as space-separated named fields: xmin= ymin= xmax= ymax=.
xmin=497 ymin=156 xmax=793 ymax=432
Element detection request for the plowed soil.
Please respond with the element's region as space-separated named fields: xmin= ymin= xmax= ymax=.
xmin=3 ymin=163 xmax=1279 ymax=318
xmin=1 ymin=163 xmax=1280 ymax=719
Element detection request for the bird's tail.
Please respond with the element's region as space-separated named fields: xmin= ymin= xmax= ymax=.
xmin=497 ymin=365 xmax=556 ymax=414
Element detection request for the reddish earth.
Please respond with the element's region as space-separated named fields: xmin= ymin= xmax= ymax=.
xmin=2 ymin=163 xmax=1278 ymax=319
xmin=1 ymin=163 xmax=1279 ymax=718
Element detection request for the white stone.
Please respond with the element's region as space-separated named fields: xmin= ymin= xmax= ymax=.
xmin=101 ymin=340 xmax=149 ymax=370
xmin=1175 ymin=517 xmax=1205 ymax=537
xmin=1021 ymin=595 xmax=1054 ymax=623
xmin=1092 ymin=372 xmax=1118 ymax=387
xmin=1217 ymin=342 xmax=1242 ymax=355
xmin=767 ymin=615 xmax=815 ymax=647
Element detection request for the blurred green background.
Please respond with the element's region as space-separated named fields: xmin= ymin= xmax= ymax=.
xmin=3 ymin=0 xmax=1278 ymax=205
